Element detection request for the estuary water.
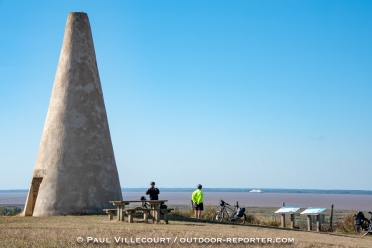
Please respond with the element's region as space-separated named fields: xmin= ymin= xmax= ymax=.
xmin=1 ymin=191 xmax=372 ymax=211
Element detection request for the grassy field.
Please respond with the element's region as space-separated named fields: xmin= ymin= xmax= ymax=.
xmin=0 ymin=204 xmax=355 ymax=230
xmin=1 ymin=212 xmax=372 ymax=248
xmin=171 ymin=205 xmax=356 ymax=230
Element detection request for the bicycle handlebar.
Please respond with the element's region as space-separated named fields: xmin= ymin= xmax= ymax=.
xmin=220 ymin=200 xmax=241 ymax=208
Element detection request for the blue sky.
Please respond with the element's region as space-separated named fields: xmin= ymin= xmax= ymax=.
xmin=0 ymin=0 xmax=371 ymax=190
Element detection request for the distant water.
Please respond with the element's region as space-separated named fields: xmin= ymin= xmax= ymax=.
xmin=123 ymin=192 xmax=372 ymax=211
xmin=121 ymin=188 xmax=372 ymax=195
xmin=0 ymin=192 xmax=27 ymax=205
xmin=2 ymin=191 xmax=372 ymax=211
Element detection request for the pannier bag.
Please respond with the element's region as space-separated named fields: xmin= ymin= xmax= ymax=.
xmin=160 ymin=204 xmax=168 ymax=216
xmin=355 ymin=211 xmax=366 ymax=225
xmin=237 ymin=207 xmax=245 ymax=217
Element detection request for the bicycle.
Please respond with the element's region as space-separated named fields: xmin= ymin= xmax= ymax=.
xmin=212 ymin=200 xmax=246 ymax=224
xmin=140 ymin=196 xmax=151 ymax=209
xmin=355 ymin=211 xmax=372 ymax=235
xmin=135 ymin=196 xmax=167 ymax=218
xmin=133 ymin=196 xmax=152 ymax=218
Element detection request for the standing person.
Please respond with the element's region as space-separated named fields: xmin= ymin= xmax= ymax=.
xmin=146 ymin=181 xmax=160 ymax=200
xmin=192 ymin=184 xmax=204 ymax=219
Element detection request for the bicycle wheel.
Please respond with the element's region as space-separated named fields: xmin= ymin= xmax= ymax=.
xmin=363 ymin=224 xmax=372 ymax=236
xmin=235 ymin=213 xmax=246 ymax=224
xmin=212 ymin=211 xmax=224 ymax=222
xmin=355 ymin=222 xmax=368 ymax=234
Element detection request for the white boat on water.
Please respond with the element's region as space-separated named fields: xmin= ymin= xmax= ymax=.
xmin=249 ymin=189 xmax=262 ymax=193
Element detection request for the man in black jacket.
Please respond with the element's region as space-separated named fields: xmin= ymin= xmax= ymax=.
xmin=146 ymin=182 xmax=160 ymax=200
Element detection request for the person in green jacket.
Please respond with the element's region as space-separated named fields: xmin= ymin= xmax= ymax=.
xmin=191 ymin=184 xmax=204 ymax=219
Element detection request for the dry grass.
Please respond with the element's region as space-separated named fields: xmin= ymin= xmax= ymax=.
xmin=246 ymin=213 xmax=281 ymax=227
xmin=172 ymin=204 xmax=217 ymax=220
xmin=1 ymin=214 xmax=372 ymax=248
xmin=333 ymin=214 xmax=356 ymax=234
xmin=172 ymin=206 xmax=355 ymax=231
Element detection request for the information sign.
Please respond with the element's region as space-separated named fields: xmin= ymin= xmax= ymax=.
xmin=275 ymin=206 xmax=300 ymax=214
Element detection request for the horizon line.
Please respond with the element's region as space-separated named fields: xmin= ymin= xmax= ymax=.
xmin=1 ymin=188 xmax=372 ymax=192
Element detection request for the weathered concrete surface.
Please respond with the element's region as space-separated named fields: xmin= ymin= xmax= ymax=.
xmin=24 ymin=12 xmax=122 ymax=216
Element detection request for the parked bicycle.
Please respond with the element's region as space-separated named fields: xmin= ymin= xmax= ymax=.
xmin=354 ymin=211 xmax=372 ymax=235
xmin=212 ymin=200 xmax=246 ymax=224
xmin=135 ymin=196 xmax=168 ymax=217
xmin=140 ymin=196 xmax=151 ymax=208
xmin=133 ymin=196 xmax=150 ymax=218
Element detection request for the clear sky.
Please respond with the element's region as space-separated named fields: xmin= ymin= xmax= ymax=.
xmin=0 ymin=0 xmax=371 ymax=190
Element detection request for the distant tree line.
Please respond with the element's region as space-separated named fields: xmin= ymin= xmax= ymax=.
xmin=0 ymin=206 xmax=22 ymax=216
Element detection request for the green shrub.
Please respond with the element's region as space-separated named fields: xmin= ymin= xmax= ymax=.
xmin=0 ymin=206 xmax=7 ymax=216
xmin=0 ymin=206 xmax=22 ymax=216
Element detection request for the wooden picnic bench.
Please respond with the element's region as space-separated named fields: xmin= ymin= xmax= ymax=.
xmin=108 ymin=201 xmax=130 ymax=221
xmin=124 ymin=207 xmax=174 ymax=224
xmin=103 ymin=209 xmax=117 ymax=221
xmin=108 ymin=200 xmax=169 ymax=223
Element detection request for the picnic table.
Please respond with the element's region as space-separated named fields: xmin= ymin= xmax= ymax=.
xmin=109 ymin=200 xmax=168 ymax=223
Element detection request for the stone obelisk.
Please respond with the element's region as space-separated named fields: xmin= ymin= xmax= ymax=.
xmin=24 ymin=12 xmax=122 ymax=216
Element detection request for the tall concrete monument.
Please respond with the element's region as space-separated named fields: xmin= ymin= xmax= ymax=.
xmin=24 ymin=12 xmax=122 ymax=216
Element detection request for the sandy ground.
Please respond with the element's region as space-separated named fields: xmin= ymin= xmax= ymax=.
xmin=1 ymin=215 xmax=372 ymax=247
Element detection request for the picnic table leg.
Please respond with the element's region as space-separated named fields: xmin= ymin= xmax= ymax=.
xmin=143 ymin=210 xmax=148 ymax=223
xmin=151 ymin=204 xmax=160 ymax=223
xmin=122 ymin=206 xmax=125 ymax=221
xmin=108 ymin=211 xmax=113 ymax=221
xmin=156 ymin=206 xmax=161 ymax=223
xmin=163 ymin=210 xmax=168 ymax=224
xmin=117 ymin=206 xmax=121 ymax=221
xmin=149 ymin=204 xmax=154 ymax=223
xmin=151 ymin=204 xmax=155 ymax=222
xmin=119 ymin=205 xmax=125 ymax=221
xmin=128 ymin=212 xmax=133 ymax=223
